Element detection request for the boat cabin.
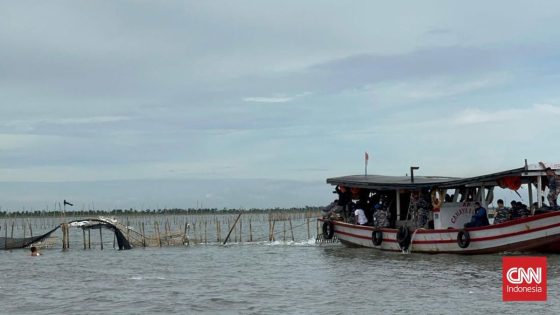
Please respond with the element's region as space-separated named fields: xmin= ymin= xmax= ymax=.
xmin=325 ymin=162 xmax=560 ymax=230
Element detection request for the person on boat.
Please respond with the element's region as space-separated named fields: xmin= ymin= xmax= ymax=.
xmin=545 ymin=167 xmax=559 ymax=209
xmin=539 ymin=162 xmax=559 ymax=209
xmin=509 ymin=200 xmax=521 ymax=219
xmin=356 ymin=191 xmax=373 ymax=223
xmin=372 ymin=204 xmax=390 ymax=228
xmin=335 ymin=185 xmax=352 ymax=206
xmin=516 ymin=201 xmax=530 ymax=218
xmin=354 ymin=207 xmax=368 ymax=225
xmin=418 ymin=191 xmax=431 ymax=228
xmin=493 ymin=199 xmax=510 ymax=224
xmin=464 ymin=202 xmax=489 ymax=228
xmin=335 ymin=185 xmax=353 ymax=220
xmin=30 ymin=246 xmax=41 ymax=256
xmin=321 ymin=200 xmax=342 ymax=218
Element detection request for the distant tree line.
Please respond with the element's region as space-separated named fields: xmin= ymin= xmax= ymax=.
xmin=0 ymin=206 xmax=320 ymax=218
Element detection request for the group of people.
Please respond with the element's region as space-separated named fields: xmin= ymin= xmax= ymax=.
xmin=493 ymin=199 xmax=531 ymax=224
xmin=322 ymin=185 xmax=391 ymax=228
xmin=465 ymin=199 xmax=534 ymax=228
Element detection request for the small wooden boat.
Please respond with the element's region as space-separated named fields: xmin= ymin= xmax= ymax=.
xmin=319 ymin=161 xmax=560 ymax=254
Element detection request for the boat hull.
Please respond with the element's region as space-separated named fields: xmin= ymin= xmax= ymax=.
xmin=319 ymin=211 xmax=560 ymax=254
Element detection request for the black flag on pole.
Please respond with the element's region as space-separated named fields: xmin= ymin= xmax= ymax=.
xmin=63 ymin=200 xmax=73 ymax=206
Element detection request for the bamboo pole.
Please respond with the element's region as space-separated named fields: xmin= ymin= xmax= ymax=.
xmin=141 ymin=222 xmax=146 ymax=248
xmin=126 ymin=217 xmax=130 ymax=242
xmin=83 ymin=229 xmax=87 ymax=250
xmin=155 ymin=222 xmax=162 ymax=247
xmin=239 ymin=218 xmax=242 ymax=243
xmin=200 ymin=220 xmax=204 ymax=243
xmin=98 ymin=227 xmax=103 ymax=250
xmin=62 ymin=223 xmax=68 ymax=250
xmin=192 ymin=221 xmax=198 ymax=244
xmin=204 ymin=220 xmax=208 ymax=244
xmin=223 ymin=213 xmax=242 ymax=245
xmin=270 ymin=220 xmax=276 ymax=242
xmin=307 ymin=218 xmax=310 ymax=240
xmin=249 ymin=218 xmax=253 ymax=242
xmin=289 ymin=218 xmax=294 ymax=242
xmin=165 ymin=219 xmax=170 ymax=246
xmin=182 ymin=222 xmax=189 ymax=245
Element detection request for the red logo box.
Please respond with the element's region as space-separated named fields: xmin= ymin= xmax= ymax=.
xmin=502 ymin=256 xmax=547 ymax=302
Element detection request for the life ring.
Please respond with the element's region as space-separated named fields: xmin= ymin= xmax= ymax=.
xmin=457 ymin=229 xmax=471 ymax=248
xmin=371 ymin=229 xmax=383 ymax=246
xmin=322 ymin=221 xmax=335 ymax=240
xmin=396 ymin=226 xmax=411 ymax=250
xmin=431 ymin=189 xmax=444 ymax=209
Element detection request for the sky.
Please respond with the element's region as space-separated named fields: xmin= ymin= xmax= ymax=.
xmin=1 ymin=1 xmax=560 ymax=210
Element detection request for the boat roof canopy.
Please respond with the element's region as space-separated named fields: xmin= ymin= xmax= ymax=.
xmin=326 ymin=175 xmax=459 ymax=190
xmin=327 ymin=163 xmax=558 ymax=190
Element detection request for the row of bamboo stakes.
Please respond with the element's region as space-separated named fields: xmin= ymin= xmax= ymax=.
xmin=1 ymin=210 xmax=326 ymax=250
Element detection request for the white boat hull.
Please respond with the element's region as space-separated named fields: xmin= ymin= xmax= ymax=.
xmin=320 ymin=211 xmax=560 ymax=254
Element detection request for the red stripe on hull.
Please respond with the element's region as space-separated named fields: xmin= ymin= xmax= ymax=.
xmin=322 ymin=215 xmax=560 ymax=254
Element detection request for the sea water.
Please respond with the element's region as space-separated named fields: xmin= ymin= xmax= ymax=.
xmin=1 ymin=241 xmax=559 ymax=315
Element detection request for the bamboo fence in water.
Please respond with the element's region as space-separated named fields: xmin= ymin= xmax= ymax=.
xmin=0 ymin=209 xmax=332 ymax=250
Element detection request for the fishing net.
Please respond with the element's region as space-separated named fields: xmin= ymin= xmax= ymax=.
xmin=0 ymin=226 xmax=60 ymax=250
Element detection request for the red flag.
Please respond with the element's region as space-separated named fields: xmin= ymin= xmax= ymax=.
xmin=365 ymin=152 xmax=369 ymax=161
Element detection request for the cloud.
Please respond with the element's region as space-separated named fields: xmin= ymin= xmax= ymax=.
xmin=0 ymin=133 xmax=55 ymax=151
xmin=452 ymin=104 xmax=560 ymax=126
xmin=369 ymin=72 xmax=511 ymax=104
xmin=243 ymin=96 xmax=293 ymax=103
xmin=2 ymin=115 xmax=131 ymax=130
xmin=242 ymin=92 xmax=312 ymax=104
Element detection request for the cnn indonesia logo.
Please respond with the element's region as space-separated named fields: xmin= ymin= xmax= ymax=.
xmin=502 ymin=256 xmax=547 ymax=302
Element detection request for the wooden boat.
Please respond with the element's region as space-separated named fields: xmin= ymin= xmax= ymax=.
xmin=319 ymin=161 xmax=560 ymax=254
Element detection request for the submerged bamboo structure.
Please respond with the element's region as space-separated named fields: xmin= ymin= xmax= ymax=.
xmin=0 ymin=208 xmax=324 ymax=251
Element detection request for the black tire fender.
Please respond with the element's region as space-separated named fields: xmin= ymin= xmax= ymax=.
xmin=322 ymin=221 xmax=335 ymax=240
xmin=372 ymin=229 xmax=383 ymax=246
xmin=457 ymin=229 xmax=471 ymax=248
xmin=396 ymin=226 xmax=411 ymax=250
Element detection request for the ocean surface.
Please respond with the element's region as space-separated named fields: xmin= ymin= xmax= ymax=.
xmin=1 ymin=240 xmax=559 ymax=315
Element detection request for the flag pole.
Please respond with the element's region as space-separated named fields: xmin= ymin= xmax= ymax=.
xmin=365 ymin=152 xmax=369 ymax=176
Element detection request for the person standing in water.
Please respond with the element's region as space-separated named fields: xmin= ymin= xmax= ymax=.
xmin=30 ymin=246 xmax=41 ymax=256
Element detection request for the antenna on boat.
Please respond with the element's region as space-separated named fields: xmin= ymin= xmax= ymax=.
xmin=410 ymin=166 xmax=419 ymax=183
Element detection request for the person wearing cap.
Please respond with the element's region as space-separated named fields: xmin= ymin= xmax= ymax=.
xmin=464 ymin=201 xmax=490 ymax=228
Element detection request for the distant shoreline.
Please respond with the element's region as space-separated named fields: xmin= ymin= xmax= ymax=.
xmin=0 ymin=207 xmax=322 ymax=218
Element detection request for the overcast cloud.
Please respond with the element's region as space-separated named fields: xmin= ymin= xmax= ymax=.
xmin=1 ymin=1 xmax=560 ymax=210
